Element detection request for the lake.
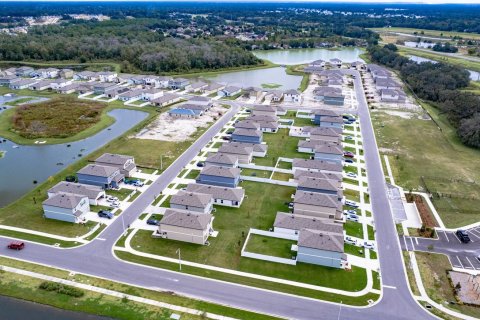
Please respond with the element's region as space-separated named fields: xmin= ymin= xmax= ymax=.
xmin=205 ymin=47 xmax=364 ymax=89
xmin=0 ymin=108 xmax=148 ymax=207
xmin=252 ymin=47 xmax=364 ymax=65
xmin=408 ymin=55 xmax=480 ymax=81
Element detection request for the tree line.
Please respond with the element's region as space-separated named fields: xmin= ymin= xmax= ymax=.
xmin=368 ymin=44 xmax=480 ymax=148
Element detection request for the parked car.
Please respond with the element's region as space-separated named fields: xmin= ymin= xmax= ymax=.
xmin=345 ymin=236 xmax=357 ymax=245
xmin=110 ymin=202 xmax=120 ymax=208
xmin=133 ymin=181 xmax=144 ymax=187
xmin=98 ymin=210 xmax=114 ymax=219
xmin=124 ymin=178 xmax=141 ymax=185
xmin=344 ymin=159 xmax=354 ymax=164
xmin=345 ymin=200 xmax=358 ymax=208
xmin=363 ymin=241 xmax=375 ymax=250
xmin=196 ymin=162 xmax=205 ymax=167
xmin=65 ymin=175 xmax=77 ymax=182
xmin=347 ymin=214 xmax=359 ymax=222
xmin=147 ymin=219 xmax=159 ymax=226
xmin=7 ymin=241 xmax=25 ymax=250
xmin=456 ymin=230 xmax=471 ymax=243
xmin=344 ymin=136 xmax=353 ymax=140
xmin=221 ymin=136 xmax=231 ymax=141
xmin=344 ymin=152 xmax=355 ymax=158
xmin=346 ymin=172 xmax=357 ymax=178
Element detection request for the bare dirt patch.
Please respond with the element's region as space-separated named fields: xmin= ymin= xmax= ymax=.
xmin=136 ymin=105 xmax=227 ymax=141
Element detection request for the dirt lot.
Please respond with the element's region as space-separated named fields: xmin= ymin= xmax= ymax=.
xmin=135 ymin=105 xmax=226 ymax=141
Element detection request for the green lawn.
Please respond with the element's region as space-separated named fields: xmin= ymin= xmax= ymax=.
xmin=0 ymin=228 xmax=83 ymax=248
xmin=254 ymin=128 xmax=309 ymax=166
xmin=245 ymin=234 xmax=296 ymax=259
xmin=367 ymin=225 xmax=375 ymax=240
xmin=271 ymin=172 xmax=293 ymax=181
xmin=371 ymin=27 xmax=480 ymax=41
xmin=240 ymin=168 xmax=272 ymax=178
xmin=344 ymin=243 xmax=365 ymax=258
xmin=344 ymin=189 xmax=361 ymax=203
xmin=107 ymin=188 xmax=134 ymax=201
xmin=345 ymin=221 xmax=364 ymax=239
xmin=343 ymin=178 xmax=359 ymax=186
xmin=397 ymin=47 xmax=480 ymax=72
xmin=129 ymin=181 xmax=368 ymax=291
xmin=291 ymin=117 xmax=315 ymax=127
xmin=184 ymin=169 xmax=200 ymax=180
xmin=371 ymin=108 xmax=480 ymax=227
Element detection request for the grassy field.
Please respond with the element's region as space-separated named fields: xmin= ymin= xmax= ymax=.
xmin=371 ymin=109 xmax=480 ymax=228
xmin=370 ymin=27 xmax=480 ymax=41
xmin=345 ymin=221 xmax=363 ymax=239
xmin=0 ymin=257 xmax=278 ymax=320
xmin=245 ymin=234 xmax=296 ymax=259
xmin=397 ymin=47 xmax=480 ymax=72
xmin=285 ymin=64 xmax=310 ymax=92
xmin=254 ymin=128 xmax=310 ymax=166
xmin=129 ymin=181 xmax=368 ymax=292
xmin=241 ymin=168 xmax=272 ymax=178
xmin=416 ymin=252 xmax=480 ymax=319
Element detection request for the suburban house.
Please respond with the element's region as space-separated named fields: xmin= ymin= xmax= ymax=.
xmin=243 ymin=87 xmax=263 ymax=100
xmin=168 ymin=108 xmax=201 ymax=118
xmin=205 ymin=153 xmax=239 ymax=168
xmin=219 ymin=86 xmax=241 ymax=97
xmin=294 ymin=170 xmax=343 ymax=182
xmin=297 ymin=176 xmax=342 ymax=196
xmin=15 ymin=66 xmax=34 ymax=77
xmin=350 ymin=61 xmax=365 ymax=71
xmin=57 ymin=83 xmax=81 ymax=94
xmin=310 ymin=59 xmax=326 ymax=68
xmin=196 ymin=166 xmax=241 ymax=188
xmin=141 ymin=88 xmax=164 ymax=101
xmin=118 ymin=89 xmax=144 ymax=102
xmin=313 ymin=87 xmax=345 ymax=106
xmin=98 ymin=72 xmax=118 ymax=82
xmin=292 ymin=158 xmax=343 ymax=174
xmin=231 ymin=128 xmax=263 ymax=144
xmin=237 ymin=119 xmax=278 ymax=133
xmin=303 ymin=66 xmax=325 ymax=74
xmin=157 ymin=209 xmax=214 ymax=245
xmin=235 ymin=120 xmax=261 ymax=131
xmin=0 ymin=75 xmax=20 ymax=86
xmin=42 ymin=193 xmax=90 ymax=224
xmin=293 ymin=190 xmax=343 ymax=221
xmin=186 ymin=184 xmax=245 ymax=208
xmin=265 ymin=90 xmax=283 ymax=102
xmin=48 ymin=181 xmax=105 ymax=205
xmin=318 ymin=116 xmax=344 ymax=129
xmin=77 ymin=164 xmax=124 ymax=189
xmin=178 ymin=103 xmax=210 ymax=115
xmin=251 ymin=105 xmax=277 ymax=117
xmin=34 ymin=68 xmax=59 ymax=79
xmin=313 ymin=109 xmax=341 ymax=124
xmin=93 ymin=82 xmax=117 ymax=95
xmin=188 ymin=81 xmax=209 ymax=93
xmin=188 ymin=96 xmax=213 ymax=107
xmin=247 ymin=114 xmax=279 ymax=123
xmin=309 ymin=126 xmax=342 ymax=142
xmin=204 ymin=82 xmax=225 ymax=95
xmin=50 ymin=78 xmax=72 ymax=90
xmin=170 ymin=190 xmax=214 ymax=214
xmin=105 ymin=86 xmax=130 ymax=99
xmin=296 ymin=228 xmax=344 ymax=268
xmin=9 ymin=79 xmax=38 ymax=90
xmin=73 ymin=71 xmax=98 ymax=81
xmin=95 ymin=153 xmax=136 ymax=177
xmin=380 ymin=89 xmax=406 ymax=103
xmin=375 ymin=77 xmax=401 ymax=90
xmin=29 ymin=80 xmax=53 ymax=91
xmin=297 ymin=139 xmax=340 ymax=154
xmin=314 ymin=144 xmax=344 ymax=163
xmin=273 ymin=212 xmax=343 ymax=235
xmin=217 ymin=143 xmax=254 ymax=164
xmin=151 ymin=93 xmax=182 ymax=107
xmin=284 ymin=89 xmax=300 ymax=103
xmin=169 ymin=78 xmax=190 ymax=90
xmin=229 ymin=141 xmax=268 ymax=157
xmin=59 ymin=69 xmax=74 ymax=79
xmin=329 ymin=58 xmax=342 ymax=68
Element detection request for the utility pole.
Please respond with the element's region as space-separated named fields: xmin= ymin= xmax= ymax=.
xmin=160 ymin=155 xmax=163 ymax=171
xmin=176 ymin=248 xmax=182 ymax=271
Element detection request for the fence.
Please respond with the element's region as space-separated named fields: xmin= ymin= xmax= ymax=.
xmin=240 ymin=176 xmax=297 ymax=187
xmin=241 ymin=229 xmax=298 ymax=266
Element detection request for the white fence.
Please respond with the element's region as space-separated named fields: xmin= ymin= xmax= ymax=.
xmin=241 ymin=229 xmax=298 ymax=265
xmin=240 ymin=176 xmax=297 ymax=187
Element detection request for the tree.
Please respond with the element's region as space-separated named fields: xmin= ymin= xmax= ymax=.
xmin=458 ymin=113 xmax=480 ymax=148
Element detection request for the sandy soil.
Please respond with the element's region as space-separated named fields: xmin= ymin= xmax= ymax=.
xmin=135 ymin=105 xmax=227 ymax=142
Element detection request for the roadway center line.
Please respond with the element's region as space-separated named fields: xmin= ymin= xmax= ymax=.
xmin=96 ymin=238 xmax=106 ymax=241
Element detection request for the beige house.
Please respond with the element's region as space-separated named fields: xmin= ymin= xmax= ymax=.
xmin=157 ymin=209 xmax=214 ymax=245
xmin=170 ymin=190 xmax=213 ymax=214
xmin=293 ymin=190 xmax=343 ymax=221
xmin=218 ymin=143 xmax=254 ymax=164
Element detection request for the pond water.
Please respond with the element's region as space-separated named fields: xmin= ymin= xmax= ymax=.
xmin=408 ymin=55 xmax=480 ymax=81
xmin=0 ymin=295 xmax=112 ymax=320
xmin=252 ymin=47 xmax=364 ymax=65
xmin=0 ymin=108 xmax=148 ymax=207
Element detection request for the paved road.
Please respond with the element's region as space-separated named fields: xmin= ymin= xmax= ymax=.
xmin=0 ymin=71 xmax=436 ymax=319
xmin=402 ymin=228 xmax=480 ymax=271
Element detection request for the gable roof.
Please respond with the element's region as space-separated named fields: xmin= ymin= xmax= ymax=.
xmin=170 ymin=190 xmax=212 ymax=208
xmin=274 ymin=212 xmax=344 ymax=232
xmin=293 ymin=190 xmax=340 ymax=208
xmin=232 ymin=128 xmax=262 ymax=137
xmin=310 ymin=127 xmax=342 ymax=137
xmin=95 ymin=153 xmax=133 ymax=166
xmin=314 ymin=144 xmax=343 ymax=155
xmin=160 ymin=209 xmax=212 ymax=230
xmin=205 ymin=153 xmax=238 ymax=165
xmin=200 ymin=165 xmax=241 ymax=178
xmin=294 ymin=170 xmax=343 ymax=182
xmin=218 ymin=143 xmax=254 ymax=156
xmin=77 ymin=164 xmax=119 ymax=177
xmin=297 ymin=176 xmax=341 ymax=192
xmin=292 ymin=159 xmax=342 ymax=172
xmin=298 ymin=229 xmax=344 ymax=253
xmin=48 ymin=181 xmax=103 ymax=199
xmin=43 ymin=193 xmax=86 ymax=209
xmin=185 ymin=184 xmax=245 ymax=202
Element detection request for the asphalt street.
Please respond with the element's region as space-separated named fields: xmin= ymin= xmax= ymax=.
xmin=402 ymin=228 xmax=480 ymax=271
xmin=0 ymin=71 xmax=436 ymax=319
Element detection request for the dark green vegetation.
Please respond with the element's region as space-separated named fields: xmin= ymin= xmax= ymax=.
xmin=39 ymin=281 xmax=85 ymax=298
xmin=368 ymin=44 xmax=479 ymax=148
xmin=9 ymin=97 xmax=105 ymax=139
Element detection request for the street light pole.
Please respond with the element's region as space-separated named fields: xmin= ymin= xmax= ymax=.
xmin=176 ymin=248 xmax=181 ymax=271
xmin=160 ymin=155 xmax=163 ymax=171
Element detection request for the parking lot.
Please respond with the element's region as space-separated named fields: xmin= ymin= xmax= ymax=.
xmin=402 ymin=227 xmax=480 ymax=271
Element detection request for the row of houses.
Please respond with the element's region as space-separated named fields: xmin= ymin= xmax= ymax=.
xmin=168 ymin=96 xmax=214 ymax=118
xmin=304 ymin=59 xmax=366 ymax=73
xmin=242 ymin=87 xmax=301 ymax=103
xmin=366 ymin=64 xmax=406 ymax=103
xmin=312 ymin=70 xmax=346 ymax=106
xmin=41 ymin=153 xmax=137 ymax=223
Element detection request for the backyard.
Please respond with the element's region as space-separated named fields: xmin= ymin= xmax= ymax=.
xmin=245 ymin=234 xmax=296 ymax=259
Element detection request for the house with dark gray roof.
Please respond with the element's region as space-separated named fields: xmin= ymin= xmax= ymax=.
xmin=313 ymin=110 xmax=340 ymax=125
xmin=231 ymin=128 xmax=263 ymax=144
xmin=226 ymin=141 xmax=268 ymax=157
xmin=217 ymin=143 xmax=254 ymax=164
xmin=251 ymin=105 xmax=277 ymax=116
xmin=309 ymin=126 xmax=342 ymax=142
xmin=318 ymin=116 xmax=344 ymax=129
xmin=196 ymin=166 xmax=241 ymax=188
xmin=95 ymin=153 xmax=136 ymax=177
xmin=186 ymin=184 xmax=245 ymax=208
xmin=48 ymin=181 xmax=105 ymax=205
xmin=292 ymin=158 xmax=342 ymax=174
xmin=169 ymin=78 xmax=190 ymax=90
xmin=314 ymin=144 xmax=344 ymax=164
xmin=297 ymin=176 xmax=342 ymax=197
xmin=313 ymin=86 xmax=344 ymax=106
xmin=380 ymin=89 xmax=406 ymax=103
xmin=297 ymin=139 xmax=340 ymax=154
xmin=235 ymin=120 xmax=261 ymax=131
xmin=293 ymin=190 xmax=342 ymax=221
xmin=205 ymin=153 xmax=239 ymax=168
xmin=219 ymin=86 xmax=241 ymax=97
xmin=294 ymin=170 xmax=342 ymax=182
xmin=42 ymin=193 xmax=90 ymax=223
xmin=157 ymin=209 xmax=214 ymax=245
xmin=297 ymin=228 xmax=344 ymax=268
xmin=247 ymin=114 xmax=279 ymax=123
xmin=170 ymin=190 xmax=213 ymax=214
xmin=273 ymin=212 xmax=343 ymax=235
xmin=9 ymin=78 xmax=38 ymax=90
xmin=151 ymin=93 xmax=182 ymax=107
xmin=77 ymin=164 xmax=124 ymax=189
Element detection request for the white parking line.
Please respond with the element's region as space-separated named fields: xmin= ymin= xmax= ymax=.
xmin=456 ymin=256 xmax=464 ymax=269
xmin=453 ymin=233 xmax=462 ymax=244
xmin=96 ymin=238 xmax=106 ymax=241
xmin=469 ymin=229 xmax=480 ymax=238
xmin=465 ymin=257 xmax=475 ymax=269
xmin=415 ymin=237 xmax=419 ymax=245
xmin=442 ymin=231 xmax=449 ymax=242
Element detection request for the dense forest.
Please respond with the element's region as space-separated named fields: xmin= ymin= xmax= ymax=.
xmin=368 ymin=45 xmax=480 ymax=148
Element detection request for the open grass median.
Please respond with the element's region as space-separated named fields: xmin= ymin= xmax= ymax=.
xmin=0 ymin=228 xmax=82 ymax=247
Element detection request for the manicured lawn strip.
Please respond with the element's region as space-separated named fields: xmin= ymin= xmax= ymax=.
xmin=345 ymin=221 xmax=364 ymax=239
xmin=344 ymin=189 xmax=360 ymax=203
xmin=344 ymin=165 xmax=358 ymax=174
xmin=107 ymin=188 xmax=134 ymax=201
xmin=372 ymin=271 xmax=381 ymax=290
xmin=344 ymin=146 xmax=356 ymax=154
xmin=128 ymin=191 xmax=141 ymax=202
xmin=343 ymin=178 xmax=359 ymax=186
xmin=367 ymin=225 xmax=375 ymax=240
xmin=117 ymin=251 xmax=378 ymax=306
xmin=245 ymin=234 xmax=296 ymax=259
xmin=401 ymin=252 xmax=420 ymax=296
xmin=0 ymin=257 xmax=276 ymax=320
xmin=371 ymin=108 xmax=480 ymax=227
xmin=129 ymin=181 xmax=368 ymax=291
xmin=276 ymin=161 xmax=293 ymax=170
xmin=211 ymin=142 xmax=222 ymax=148
xmin=159 ymin=195 xmax=172 ymax=208
xmin=241 ymin=168 xmax=272 ymax=178
xmin=184 ymin=170 xmax=200 ymax=180
xmin=416 ymin=252 xmax=480 ymax=318
xmin=344 ymin=244 xmax=365 ymax=258
xmin=271 ymin=172 xmax=293 ymax=181
xmin=369 ymin=250 xmax=377 ymax=260
xmin=0 ymin=229 xmax=81 ymax=248
xmin=84 ymin=224 xmax=107 ymax=241
xmin=344 ymin=125 xmax=354 ymax=131
xmin=290 ymin=117 xmax=315 ymax=127
xmin=254 ymin=128 xmax=309 ymax=166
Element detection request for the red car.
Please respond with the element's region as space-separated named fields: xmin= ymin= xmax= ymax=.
xmin=7 ymin=241 xmax=25 ymax=250
xmin=343 ymin=152 xmax=355 ymax=158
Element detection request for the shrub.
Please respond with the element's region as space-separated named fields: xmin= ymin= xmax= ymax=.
xmin=39 ymin=281 xmax=84 ymax=298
